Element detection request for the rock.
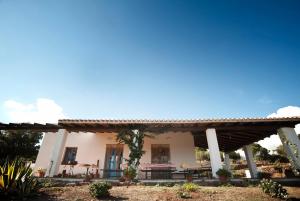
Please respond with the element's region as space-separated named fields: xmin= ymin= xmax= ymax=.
xmin=66 ymin=183 xmax=76 ymax=187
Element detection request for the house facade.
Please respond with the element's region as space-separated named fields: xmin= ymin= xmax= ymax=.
xmin=2 ymin=117 xmax=300 ymax=179
xmin=35 ymin=130 xmax=197 ymax=179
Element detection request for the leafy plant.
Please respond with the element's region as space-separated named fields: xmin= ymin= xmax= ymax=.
xmin=228 ymin=151 xmax=241 ymax=161
xmin=0 ymin=130 xmax=43 ymax=164
xmin=89 ymin=182 xmax=112 ymax=198
xmin=182 ymin=182 xmax=198 ymax=192
xmin=39 ymin=179 xmax=65 ymax=187
xmin=163 ymin=182 xmax=175 ymax=187
xmin=177 ymin=191 xmax=192 ymax=199
xmin=123 ymin=166 xmax=137 ymax=181
xmin=0 ymin=158 xmax=39 ymax=200
xmin=117 ymin=128 xmax=146 ymax=168
xmin=195 ymin=147 xmax=210 ymax=161
xmin=155 ymin=182 xmax=175 ymax=187
xmin=260 ymin=179 xmax=288 ymax=199
xmin=216 ymin=168 xmax=231 ymax=178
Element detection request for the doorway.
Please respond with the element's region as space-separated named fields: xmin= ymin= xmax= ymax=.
xmin=104 ymin=144 xmax=124 ymax=178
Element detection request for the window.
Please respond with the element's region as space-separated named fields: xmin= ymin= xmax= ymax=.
xmin=62 ymin=147 xmax=77 ymax=165
xmin=151 ymin=144 xmax=170 ymax=164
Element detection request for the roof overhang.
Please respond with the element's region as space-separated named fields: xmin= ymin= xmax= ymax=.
xmin=1 ymin=117 xmax=300 ymax=152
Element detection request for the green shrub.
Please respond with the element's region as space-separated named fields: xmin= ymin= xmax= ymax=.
xmin=257 ymin=171 xmax=272 ymax=179
xmin=0 ymin=158 xmax=39 ymax=200
xmin=177 ymin=191 xmax=192 ymax=199
xmin=123 ymin=166 xmax=137 ymax=181
xmin=156 ymin=182 xmax=175 ymax=187
xmin=182 ymin=182 xmax=198 ymax=192
xmin=89 ymin=182 xmax=112 ymax=198
xmin=260 ymin=178 xmax=288 ymax=199
xmin=39 ymin=179 xmax=65 ymax=187
xmin=163 ymin=182 xmax=175 ymax=187
xmin=216 ymin=168 xmax=231 ymax=178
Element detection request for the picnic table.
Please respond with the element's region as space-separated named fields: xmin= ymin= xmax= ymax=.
xmin=140 ymin=163 xmax=177 ymax=179
xmin=172 ymin=165 xmax=212 ymax=179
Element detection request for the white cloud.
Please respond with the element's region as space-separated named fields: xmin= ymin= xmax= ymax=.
xmin=3 ymin=98 xmax=66 ymax=124
xmin=257 ymin=106 xmax=300 ymax=150
xmin=268 ymin=106 xmax=300 ymax=118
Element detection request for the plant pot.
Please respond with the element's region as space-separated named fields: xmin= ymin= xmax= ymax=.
xmin=38 ymin=172 xmax=45 ymax=178
xmin=219 ymin=176 xmax=228 ymax=183
xmin=186 ymin=175 xmax=193 ymax=182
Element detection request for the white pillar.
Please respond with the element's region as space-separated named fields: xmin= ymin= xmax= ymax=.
xmin=47 ymin=129 xmax=68 ymax=177
xmin=206 ymin=128 xmax=222 ymax=178
xmin=243 ymin=145 xmax=258 ymax=178
xmin=277 ymin=127 xmax=300 ymax=170
xmin=224 ymin=153 xmax=231 ymax=172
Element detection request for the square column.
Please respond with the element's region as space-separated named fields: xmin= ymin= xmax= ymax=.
xmin=243 ymin=145 xmax=257 ymax=178
xmin=224 ymin=153 xmax=231 ymax=172
xmin=47 ymin=129 xmax=68 ymax=177
xmin=277 ymin=127 xmax=300 ymax=171
xmin=206 ymin=128 xmax=222 ymax=178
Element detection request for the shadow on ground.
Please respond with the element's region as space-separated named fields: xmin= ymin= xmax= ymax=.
xmin=33 ymin=193 xmax=128 ymax=201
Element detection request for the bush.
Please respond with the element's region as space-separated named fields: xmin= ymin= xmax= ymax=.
xmin=39 ymin=179 xmax=65 ymax=188
xmin=260 ymin=179 xmax=288 ymax=199
xmin=177 ymin=191 xmax=192 ymax=199
xmin=232 ymin=170 xmax=246 ymax=178
xmin=257 ymin=171 xmax=272 ymax=179
xmin=123 ymin=166 xmax=137 ymax=181
xmin=89 ymin=182 xmax=112 ymax=198
xmin=228 ymin=151 xmax=241 ymax=161
xmin=182 ymin=182 xmax=198 ymax=192
xmin=0 ymin=158 xmax=39 ymax=200
xmin=155 ymin=182 xmax=175 ymax=187
xmin=216 ymin=168 xmax=231 ymax=178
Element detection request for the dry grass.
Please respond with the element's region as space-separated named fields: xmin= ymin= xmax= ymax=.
xmin=35 ymin=185 xmax=300 ymax=201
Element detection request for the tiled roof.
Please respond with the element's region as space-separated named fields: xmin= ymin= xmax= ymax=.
xmin=58 ymin=116 xmax=300 ymax=124
xmin=1 ymin=117 xmax=300 ymax=152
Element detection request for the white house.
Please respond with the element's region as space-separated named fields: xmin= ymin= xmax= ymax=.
xmin=2 ymin=117 xmax=300 ymax=179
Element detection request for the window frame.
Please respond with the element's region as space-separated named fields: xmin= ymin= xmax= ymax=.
xmin=151 ymin=144 xmax=171 ymax=164
xmin=61 ymin=147 xmax=78 ymax=165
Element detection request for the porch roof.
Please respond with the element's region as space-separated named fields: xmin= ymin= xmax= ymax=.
xmin=1 ymin=117 xmax=300 ymax=152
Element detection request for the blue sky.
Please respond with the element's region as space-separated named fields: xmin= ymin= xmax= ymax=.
xmin=0 ymin=0 xmax=300 ymax=121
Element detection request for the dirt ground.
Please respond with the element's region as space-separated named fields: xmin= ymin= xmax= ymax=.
xmin=35 ymin=185 xmax=300 ymax=201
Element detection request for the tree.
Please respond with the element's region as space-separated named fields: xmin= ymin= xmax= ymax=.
xmin=195 ymin=147 xmax=210 ymax=161
xmin=228 ymin=151 xmax=241 ymax=161
xmin=275 ymin=145 xmax=286 ymax=157
xmin=256 ymin=147 xmax=271 ymax=161
xmin=0 ymin=130 xmax=43 ymax=164
xmin=251 ymin=143 xmax=262 ymax=157
xmin=116 ymin=128 xmax=146 ymax=168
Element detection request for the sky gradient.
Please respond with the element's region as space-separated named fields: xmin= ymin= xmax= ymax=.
xmin=1 ymin=0 xmax=300 ymax=121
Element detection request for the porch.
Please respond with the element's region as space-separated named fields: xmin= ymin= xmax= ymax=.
xmin=1 ymin=117 xmax=300 ymax=180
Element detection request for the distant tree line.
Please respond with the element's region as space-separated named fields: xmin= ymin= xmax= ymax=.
xmin=251 ymin=143 xmax=289 ymax=163
xmin=0 ymin=130 xmax=42 ymax=164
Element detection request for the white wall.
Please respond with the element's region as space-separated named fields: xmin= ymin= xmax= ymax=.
xmin=141 ymin=132 xmax=197 ymax=169
xmin=34 ymin=132 xmax=56 ymax=174
xmin=34 ymin=131 xmax=197 ymax=176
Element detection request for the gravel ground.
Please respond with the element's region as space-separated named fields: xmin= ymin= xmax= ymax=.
xmin=35 ymin=185 xmax=300 ymax=201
